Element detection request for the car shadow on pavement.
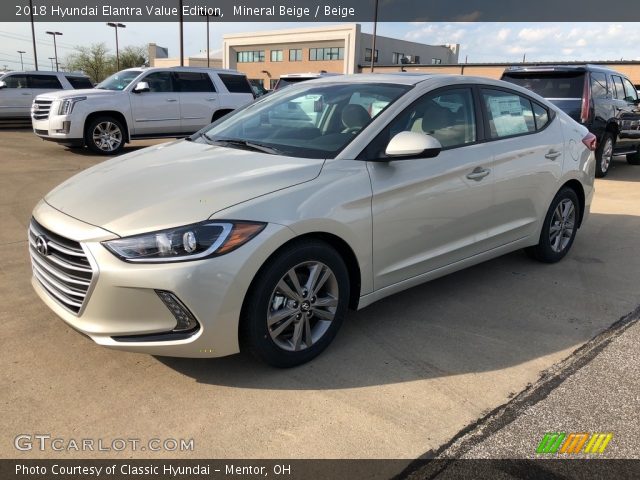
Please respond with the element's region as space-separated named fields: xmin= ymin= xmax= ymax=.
xmin=157 ymin=209 xmax=640 ymax=390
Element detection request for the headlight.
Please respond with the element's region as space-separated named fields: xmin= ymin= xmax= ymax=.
xmin=102 ymin=221 xmax=266 ymax=263
xmin=58 ymin=96 xmax=87 ymax=115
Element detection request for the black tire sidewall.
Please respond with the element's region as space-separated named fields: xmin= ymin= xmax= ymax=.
xmin=595 ymin=132 xmax=614 ymax=177
xmin=85 ymin=116 xmax=125 ymax=155
xmin=241 ymin=240 xmax=350 ymax=368
xmin=536 ymin=188 xmax=580 ymax=263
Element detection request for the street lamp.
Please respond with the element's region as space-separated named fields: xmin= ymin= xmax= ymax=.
xmin=29 ymin=0 xmax=38 ymax=70
xmin=370 ymin=0 xmax=379 ymax=73
xmin=48 ymin=57 xmax=55 ymax=70
xmin=106 ymin=22 xmax=126 ymax=70
xmin=45 ymin=31 xmax=63 ymax=72
xmin=179 ymin=0 xmax=184 ymax=66
xmin=17 ymin=51 xmax=26 ymax=70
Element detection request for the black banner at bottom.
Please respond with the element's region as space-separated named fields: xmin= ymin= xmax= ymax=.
xmin=2 ymin=459 xmax=640 ymax=480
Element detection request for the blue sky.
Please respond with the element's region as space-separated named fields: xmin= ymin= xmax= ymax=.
xmin=0 ymin=22 xmax=637 ymax=70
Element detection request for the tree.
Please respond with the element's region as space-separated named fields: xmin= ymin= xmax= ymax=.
xmin=118 ymin=45 xmax=148 ymax=70
xmin=65 ymin=43 xmax=115 ymax=83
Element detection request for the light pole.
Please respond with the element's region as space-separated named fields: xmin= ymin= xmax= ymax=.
xmin=46 ymin=31 xmax=62 ymax=71
xmin=204 ymin=13 xmax=210 ymax=68
xmin=29 ymin=0 xmax=38 ymax=70
xmin=107 ymin=22 xmax=126 ymax=71
xmin=179 ymin=0 xmax=184 ymax=66
xmin=17 ymin=51 xmax=26 ymax=70
xmin=48 ymin=57 xmax=55 ymax=70
xmin=370 ymin=0 xmax=379 ymax=72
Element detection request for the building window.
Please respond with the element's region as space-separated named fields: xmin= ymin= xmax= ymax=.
xmin=310 ymin=47 xmax=345 ymax=61
xmin=413 ymin=56 xmax=420 ymax=64
xmin=365 ymin=48 xmax=378 ymax=62
xmin=392 ymin=52 xmax=405 ymax=64
xmin=270 ymin=50 xmax=283 ymax=62
xmin=431 ymin=58 xmax=442 ymax=64
xmin=236 ymin=50 xmax=265 ymax=63
xmin=289 ymin=49 xmax=302 ymax=62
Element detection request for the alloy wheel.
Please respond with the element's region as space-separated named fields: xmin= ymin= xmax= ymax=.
xmin=92 ymin=121 xmax=123 ymax=152
xmin=601 ymin=137 xmax=613 ymax=173
xmin=267 ymin=261 xmax=339 ymax=352
xmin=549 ymin=198 xmax=576 ymax=253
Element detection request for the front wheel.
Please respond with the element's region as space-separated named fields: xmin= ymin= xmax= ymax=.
xmin=595 ymin=132 xmax=614 ymax=178
xmin=241 ymin=240 xmax=350 ymax=367
xmin=85 ymin=116 xmax=125 ymax=155
xmin=527 ymin=187 xmax=580 ymax=263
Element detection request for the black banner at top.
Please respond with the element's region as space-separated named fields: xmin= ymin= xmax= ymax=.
xmin=4 ymin=0 xmax=640 ymax=22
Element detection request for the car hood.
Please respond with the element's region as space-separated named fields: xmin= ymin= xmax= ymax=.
xmin=44 ymin=140 xmax=325 ymax=236
xmin=36 ymin=88 xmax=117 ymax=100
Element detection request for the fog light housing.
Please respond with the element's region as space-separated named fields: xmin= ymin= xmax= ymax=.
xmin=55 ymin=121 xmax=71 ymax=134
xmin=155 ymin=290 xmax=199 ymax=332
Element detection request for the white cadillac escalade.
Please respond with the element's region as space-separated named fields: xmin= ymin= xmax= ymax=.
xmin=31 ymin=67 xmax=255 ymax=155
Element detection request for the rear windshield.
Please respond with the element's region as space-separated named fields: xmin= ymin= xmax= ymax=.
xmin=502 ymin=72 xmax=585 ymax=99
xmin=218 ymin=74 xmax=252 ymax=94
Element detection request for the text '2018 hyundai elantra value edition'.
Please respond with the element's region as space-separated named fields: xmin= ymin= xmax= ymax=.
xmin=30 ymin=74 xmax=595 ymax=367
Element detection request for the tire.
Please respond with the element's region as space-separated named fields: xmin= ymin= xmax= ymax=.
xmin=211 ymin=110 xmax=232 ymax=124
xmin=526 ymin=187 xmax=580 ymax=263
xmin=595 ymin=132 xmax=614 ymax=178
xmin=241 ymin=239 xmax=350 ymax=368
xmin=627 ymin=150 xmax=640 ymax=165
xmin=85 ymin=116 xmax=125 ymax=155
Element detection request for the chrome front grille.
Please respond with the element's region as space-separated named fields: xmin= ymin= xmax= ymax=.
xmin=32 ymin=99 xmax=53 ymax=120
xmin=29 ymin=219 xmax=94 ymax=315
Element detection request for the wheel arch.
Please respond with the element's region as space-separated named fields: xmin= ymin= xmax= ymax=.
xmin=84 ymin=111 xmax=130 ymax=143
xmin=211 ymin=109 xmax=234 ymax=123
xmin=560 ymin=179 xmax=586 ymax=228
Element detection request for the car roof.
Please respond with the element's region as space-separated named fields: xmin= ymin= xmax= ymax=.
xmin=121 ymin=67 xmax=244 ymax=75
xmin=504 ymin=64 xmax=622 ymax=75
xmin=2 ymin=70 xmax=88 ymax=77
xmin=309 ymin=73 xmax=439 ymax=85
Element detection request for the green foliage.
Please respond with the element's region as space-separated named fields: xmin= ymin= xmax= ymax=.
xmin=65 ymin=43 xmax=149 ymax=83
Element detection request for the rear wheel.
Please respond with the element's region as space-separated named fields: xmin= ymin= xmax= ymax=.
xmin=595 ymin=132 xmax=614 ymax=178
xmin=85 ymin=116 xmax=125 ymax=155
xmin=626 ymin=150 xmax=640 ymax=165
xmin=241 ymin=240 xmax=349 ymax=367
xmin=527 ymin=187 xmax=580 ymax=263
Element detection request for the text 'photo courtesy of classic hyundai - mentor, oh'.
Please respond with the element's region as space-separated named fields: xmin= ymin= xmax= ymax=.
xmin=29 ymin=74 xmax=596 ymax=367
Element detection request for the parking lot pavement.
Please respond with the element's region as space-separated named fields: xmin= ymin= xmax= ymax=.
xmin=1 ymin=130 xmax=639 ymax=467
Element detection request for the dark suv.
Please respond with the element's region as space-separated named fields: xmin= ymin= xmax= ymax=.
xmin=502 ymin=65 xmax=640 ymax=177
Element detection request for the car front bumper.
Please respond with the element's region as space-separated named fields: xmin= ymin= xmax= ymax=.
xmin=32 ymin=113 xmax=84 ymax=145
xmin=30 ymin=200 xmax=294 ymax=358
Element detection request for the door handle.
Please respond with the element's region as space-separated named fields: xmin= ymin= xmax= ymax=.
xmin=545 ymin=150 xmax=562 ymax=160
xmin=466 ymin=167 xmax=491 ymax=181
xmin=21 ymin=92 xmax=32 ymax=95
xmin=206 ymin=97 xmax=217 ymax=101
xmin=166 ymin=98 xmax=178 ymax=102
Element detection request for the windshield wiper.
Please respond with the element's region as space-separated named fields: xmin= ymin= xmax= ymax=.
xmin=209 ymin=138 xmax=281 ymax=155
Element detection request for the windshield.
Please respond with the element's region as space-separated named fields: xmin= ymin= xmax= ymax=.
xmin=198 ymin=82 xmax=411 ymax=159
xmin=96 ymin=70 xmax=142 ymax=91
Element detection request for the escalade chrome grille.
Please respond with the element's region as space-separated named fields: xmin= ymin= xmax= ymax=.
xmin=29 ymin=219 xmax=94 ymax=315
xmin=32 ymin=99 xmax=53 ymax=120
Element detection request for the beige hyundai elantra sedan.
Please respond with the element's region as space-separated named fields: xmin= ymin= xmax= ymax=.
xmin=29 ymin=74 xmax=596 ymax=367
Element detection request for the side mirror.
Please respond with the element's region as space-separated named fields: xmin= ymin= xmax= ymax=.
xmin=0 ymin=80 xmax=6 ymax=89
xmin=132 ymin=81 xmax=150 ymax=93
xmin=384 ymin=131 xmax=442 ymax=159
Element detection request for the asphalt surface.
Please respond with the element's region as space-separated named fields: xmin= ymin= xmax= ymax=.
xmin=1 ymin=129 xmax=639 ymax=475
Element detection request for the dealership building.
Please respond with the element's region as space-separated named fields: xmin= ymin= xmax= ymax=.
xmin=222 ymin=24 xmax=460 ymax=89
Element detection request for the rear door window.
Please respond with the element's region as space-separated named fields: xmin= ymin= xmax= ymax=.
xmin=218 ymin=74 xmax=253 ymax=94
xmin=174 ymin=72 xmax=215 ymax=92
xmin=502 ymin=72 xmax=584 ymax=98
xmin=65 ymin=76 xmax=93 ymax=89
xmin=612 ymin=76 xmax=626 ymax=100
xmin=28 ymin=75 xmax=63 ymax=89
xmin=482 ymin=89 xmax=536 ymax=138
